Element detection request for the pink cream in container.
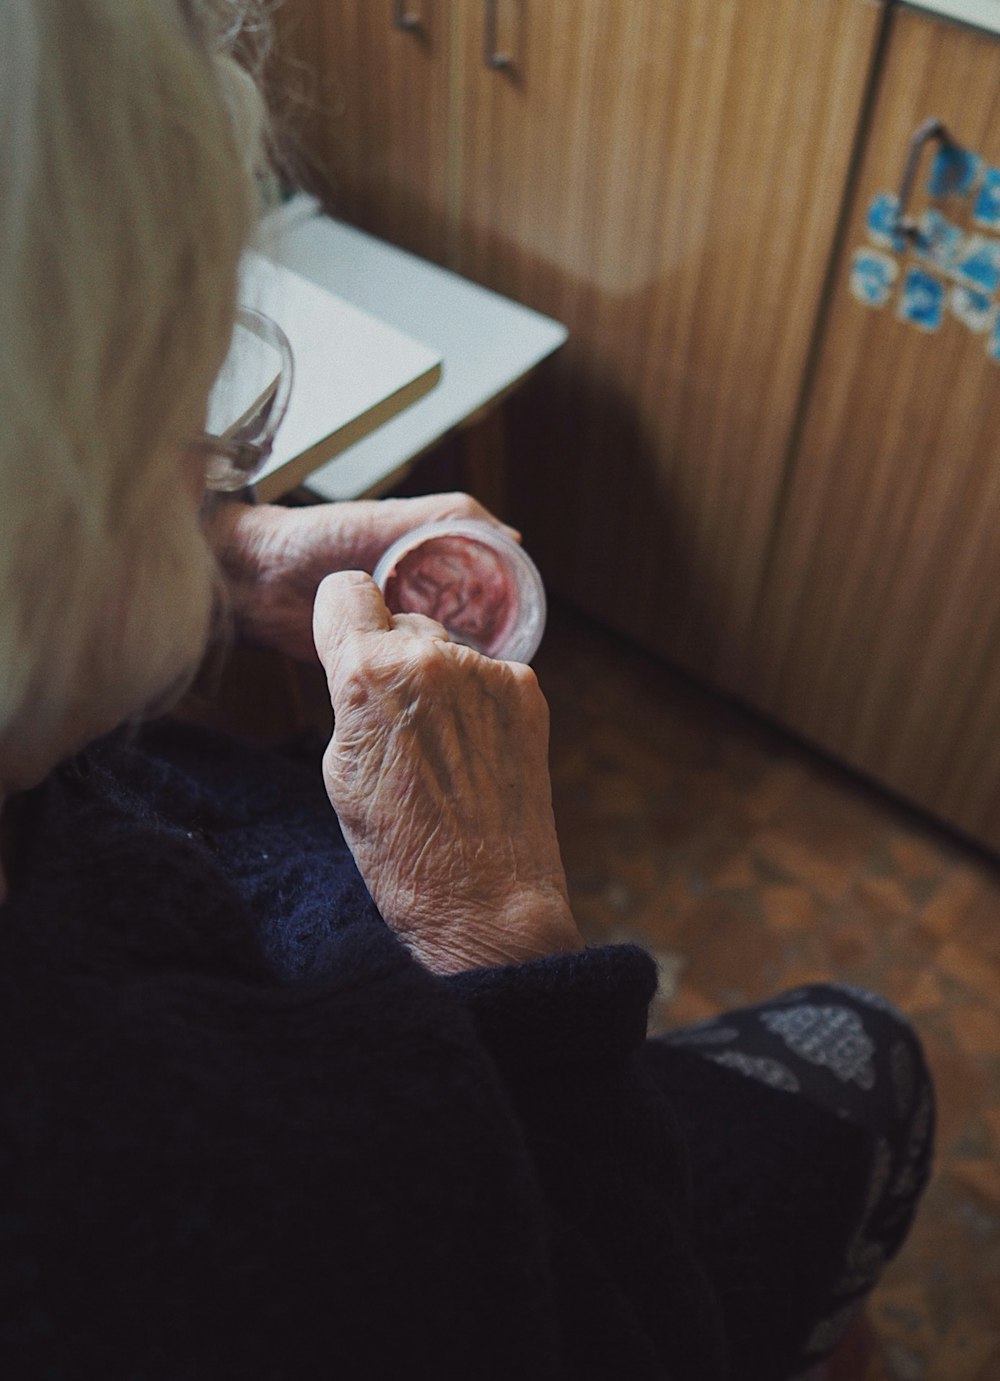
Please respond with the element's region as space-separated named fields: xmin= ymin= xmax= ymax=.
xmin=372 ymin=519 xmax=547 ymax=664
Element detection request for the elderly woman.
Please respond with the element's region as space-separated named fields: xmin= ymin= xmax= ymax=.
xmin=0 ymin=3 xmax=933 ymax=1378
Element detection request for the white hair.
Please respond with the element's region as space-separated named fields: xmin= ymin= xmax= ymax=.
xmin=0 ymin=0 xmax=269 ymax=778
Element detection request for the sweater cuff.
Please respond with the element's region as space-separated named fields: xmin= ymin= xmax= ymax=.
xmin=444 ymin=944 xmax=658 ymax=1081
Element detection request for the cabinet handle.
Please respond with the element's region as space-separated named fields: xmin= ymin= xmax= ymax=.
xmin=891 ymin=117 xmax=956 ymax=243
xmin=393 ymin=0 xmax=420 ymax=32
xmin=483 ymin=0 xmax=511 ymax=70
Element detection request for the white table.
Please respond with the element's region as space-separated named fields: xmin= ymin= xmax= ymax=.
xmin=255 ymin=195 xmax=568 ymax=510
xmin=903 ymin=0 xmax=1000 ymax=36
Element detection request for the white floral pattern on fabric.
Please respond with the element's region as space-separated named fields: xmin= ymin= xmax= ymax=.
xmin=891 ymin=1163 xmax=920 ymax=1199
xmin=890 ymin=1038 xmax=916 ymax=1117
xmin=824 ymin=1138 xmax=892 ymax=1302
xmin=841 ymin=1238 xmax=887 ymax=1295
xmin=892 ymin=1085 xmax=933 ymax=1198
xmin=759 ymin=1005 xmax=877 ymax=1090
xmin=661 ymin=983 xmax=933 ymax=1376
xmin=861 ymin=1138 xmax=894 ymax=1219
xmin=706 ymin=1050 xmax=801 ymax=1093
xmin=803 ymin=1301 xmax=858 ymax=1357
xmin=910 ymin=1085 xmax=933 ymax=1147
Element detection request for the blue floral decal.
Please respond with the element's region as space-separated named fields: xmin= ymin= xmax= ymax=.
xmin=855 ymin=144 xmax=1000 ymax=359
xmin=973 ymin=167 xmax=1000 ymax=230
xmin=850 ymin=250 xmax=898 ymax=307
xmin=951 ymin=286 xmax=996 ymax=334
xmin=954 ymin=235 xmax=1000 ymax=295
xmin=898 ymin=267 xmax=944 ymax=332
xmin=989 ymin=314 xmax=1000 ymax=363
xmin=866 ymin=193 xmax=907 ymax=252
xmin=913 ymin=209 xmax=963 ymax=272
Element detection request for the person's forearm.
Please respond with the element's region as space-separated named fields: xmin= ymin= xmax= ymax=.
xmin=204 ymin=501 xmax=357 ymax=660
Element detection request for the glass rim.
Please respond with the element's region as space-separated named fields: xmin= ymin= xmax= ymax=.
xmin=192 ymin=306 xmax=294 ymax=493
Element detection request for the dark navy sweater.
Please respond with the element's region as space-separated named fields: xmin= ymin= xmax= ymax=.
xmin=0 ymin=720 xmax=734 ymax=1380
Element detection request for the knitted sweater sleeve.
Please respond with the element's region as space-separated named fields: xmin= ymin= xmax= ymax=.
xmin=446 ymin=945 xmax=728 ymax=1381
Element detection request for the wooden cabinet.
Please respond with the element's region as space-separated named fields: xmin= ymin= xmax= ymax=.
xmin=746 ymin=5 xmax=1000 ymax=848
xmin=276 ymin=0 xmax=883 ymax=687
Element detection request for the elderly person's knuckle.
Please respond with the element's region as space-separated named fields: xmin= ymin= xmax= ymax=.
xmin=330 ymin=647 xmax=376 ymax=711
xmin=443 ymin=490 xmax=483 ymax=518
xmin=353 ymin=640 xmax=446 ymax=707
xmin=407 ymin=639 xmax=452 ymax=683
xmin=508 ymin=661 xmax=544 ymax=705
xmin=510 ymin=663 xmax=550 ymax=726
xmin=392 ymin=611 xmax=447 ymax=640
xmin=322 ymin=737 xmax=356 ymax=799
xmin=322 ymin=736 xmax=342 ymax=782
xmin=508 ymin=661 xmax=540 ymax=693
xmin=317 ymin=569 xmax=370 ymax=610
xmin=339 ymin=569 xmax=377 ymax=590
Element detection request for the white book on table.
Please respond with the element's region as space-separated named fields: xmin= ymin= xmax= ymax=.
xmin=217 ymin=251 xmax=442 ymax=501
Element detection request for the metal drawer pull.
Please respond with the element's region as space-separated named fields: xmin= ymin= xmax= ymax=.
xmin=891 ymin=118 xmax=956 ymax=243
xmin=393 ymin=0 xmax=420 ymax=31
xmin=483 ymin=0 xmax=511 ymax=69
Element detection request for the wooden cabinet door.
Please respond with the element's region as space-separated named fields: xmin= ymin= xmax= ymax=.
xmin=274 ymin=0 xmax=453 ymax=264
xmin=452 ymin=0 xmax=883 ymax=688
xmin=748 ymin=7 xmax=1000 ymax=848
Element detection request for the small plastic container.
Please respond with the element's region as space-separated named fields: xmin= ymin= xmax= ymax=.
xmin=372 ymin=519 xmax=547 ymax=663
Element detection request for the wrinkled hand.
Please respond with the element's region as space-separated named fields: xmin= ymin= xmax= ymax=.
xmin=205 ymin=492 xmax=517 ymax=661
xmin=313 ymin=571 xmax=583 ymax=975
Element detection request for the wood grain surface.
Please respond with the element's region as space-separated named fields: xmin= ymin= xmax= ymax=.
xmin=450 ymin=0 xmax=884 ymax=689
xmin=750 ymin=5 xmax=1000 ymax=849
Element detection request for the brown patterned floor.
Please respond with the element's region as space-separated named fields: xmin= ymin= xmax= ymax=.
xmin=533 ymin=601 xmax=1000 ymax=1381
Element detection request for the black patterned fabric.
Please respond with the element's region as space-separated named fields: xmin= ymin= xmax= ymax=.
xmin=649 ymin=985 xmax=934 ymax=1378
